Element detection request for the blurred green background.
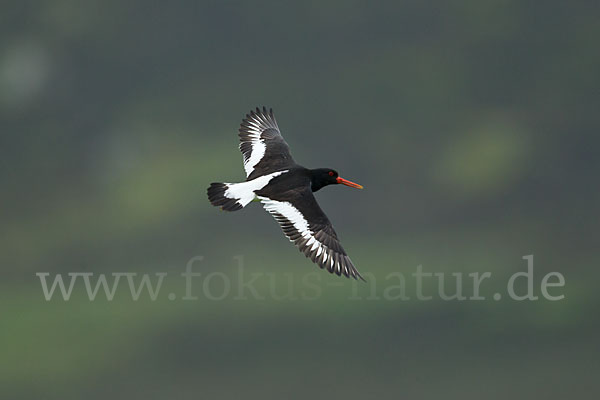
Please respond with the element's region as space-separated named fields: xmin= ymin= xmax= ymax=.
xmin=2 ymin=1 xmax=599 ymax=398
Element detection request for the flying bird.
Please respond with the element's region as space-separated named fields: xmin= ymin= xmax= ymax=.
xmin=207 ymin=107 xmax=364 ymax=280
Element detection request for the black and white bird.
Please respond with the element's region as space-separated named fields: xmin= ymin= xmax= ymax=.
xmin=207 ymin=107 xmax=364 ymax=280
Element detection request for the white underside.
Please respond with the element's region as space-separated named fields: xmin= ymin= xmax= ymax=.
xmin=223 ymin=170 xmax=287 ymax=208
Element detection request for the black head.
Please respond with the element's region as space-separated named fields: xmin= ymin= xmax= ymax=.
xmin=310 ymin=168 xmax=363 ymax=192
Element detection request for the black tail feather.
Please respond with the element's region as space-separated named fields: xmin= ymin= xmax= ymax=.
xmin=207 ymin=183 xmax=244 ymax=211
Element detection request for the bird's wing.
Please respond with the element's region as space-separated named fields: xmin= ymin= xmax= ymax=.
xmin=239 ymin=107 xmax=296 ymax=180
xmin=259 ymin=190 xmax=363 ymax=280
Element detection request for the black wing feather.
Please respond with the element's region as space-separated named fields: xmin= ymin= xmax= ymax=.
xmin=260 ymin=188 xmax=364 ymax=280
xmin=239 ymin=107 xmax=296 ymax=180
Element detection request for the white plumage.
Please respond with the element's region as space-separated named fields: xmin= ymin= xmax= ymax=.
xmin=241 ymin=119 xmax=266 ymax=177
xmin=223 ymin=170 xmax=287 ymax=208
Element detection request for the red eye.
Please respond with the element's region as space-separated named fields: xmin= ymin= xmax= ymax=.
xmin=329 ymin=171 xmax=334 ymax=176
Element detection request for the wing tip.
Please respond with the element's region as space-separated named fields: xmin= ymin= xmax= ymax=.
xmin=353 ymin=269 xmax=367 ymax=282
xmin=240 ymin=106 xmax=278 ymax=131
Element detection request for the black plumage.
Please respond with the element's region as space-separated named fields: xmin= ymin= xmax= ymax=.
xmin=208 ymin=107 xmax=364 ymax=280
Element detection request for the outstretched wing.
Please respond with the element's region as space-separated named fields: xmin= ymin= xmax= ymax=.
xmin=259 ymin=191 xmax=363 ymax=280
xmin=239 ymin=107 xmax=296 ymax=180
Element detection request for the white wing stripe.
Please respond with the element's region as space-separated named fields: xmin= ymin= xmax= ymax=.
xmin=243 ymin=141 xmax=265 ymax=176
xmin=259 ymin=197 xmax=332 ymax=260
xmin=260 ymin=198 xmax=311 ymax=235
xmin=259 ymin=197 xmax=359 ymax=278
xmin=241 ymin=113 xmax=271 ymax=177
xmin=310 ymin=240 xmax=320 ymax=251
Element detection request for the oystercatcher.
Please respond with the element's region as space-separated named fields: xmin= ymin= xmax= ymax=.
xmin=207 ymin=107 xmax=364 ymax=280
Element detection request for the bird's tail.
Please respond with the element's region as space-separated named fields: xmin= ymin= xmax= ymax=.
xmin=207 ymin=182 xmax=256 ymax=211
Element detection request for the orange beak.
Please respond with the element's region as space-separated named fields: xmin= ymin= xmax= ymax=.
xmin=336 ymin=177 xmax=363 ymax=189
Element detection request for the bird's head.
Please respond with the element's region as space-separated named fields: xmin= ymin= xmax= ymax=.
xmin=310 ymin=168 xmax=363 ymax=192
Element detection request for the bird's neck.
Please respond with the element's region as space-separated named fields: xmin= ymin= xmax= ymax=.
xmin=309 ymin=169 xmax=327 ymax=192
